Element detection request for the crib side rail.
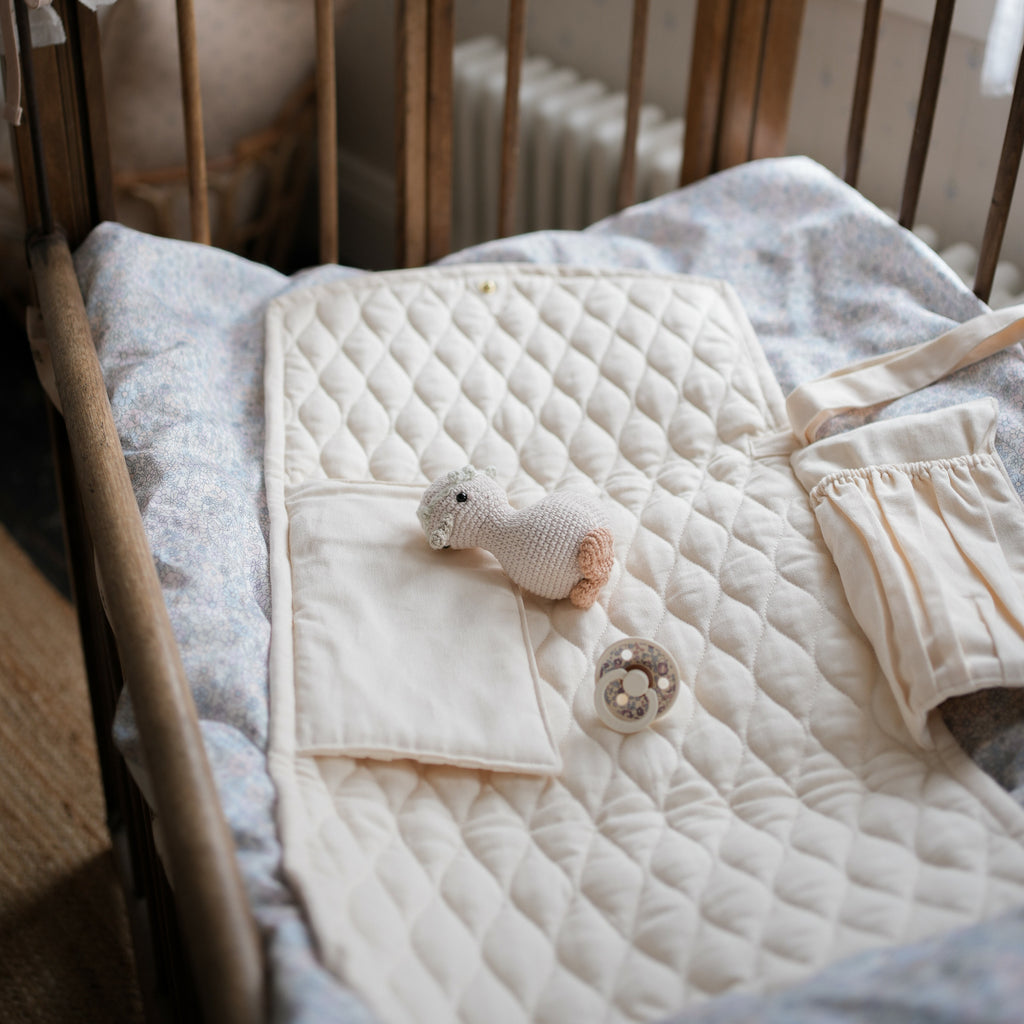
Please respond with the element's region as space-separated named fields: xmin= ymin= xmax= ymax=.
xmin=29 ymin=231 xmax=265 ymax=1024
xmin=11 ymin=1 xmax=264 ymax=1020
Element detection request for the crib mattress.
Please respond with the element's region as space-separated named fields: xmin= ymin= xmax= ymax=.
xmin=76 ymin=157 xmax=1024 ymax=1023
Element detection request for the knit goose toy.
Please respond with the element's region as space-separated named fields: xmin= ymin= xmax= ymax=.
xmin=417 ymin=466 xmax=615 ymax=609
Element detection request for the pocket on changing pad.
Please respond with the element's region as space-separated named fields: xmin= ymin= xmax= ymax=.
xmin=791 ymin=399 xmax=1024 ymax=746
xmin=284 ymin=479 xmax=561 ymax=774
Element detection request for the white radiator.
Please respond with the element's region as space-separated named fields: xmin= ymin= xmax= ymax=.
xmin=451 ymin=36 xmax=1023 ymax=308
xmin=452 ymin=36 xmax=683 ymax=252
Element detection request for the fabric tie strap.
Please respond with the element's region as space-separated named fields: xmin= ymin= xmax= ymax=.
xmin=787 ymin=304 xmax=1024 ymax=444
xmin=789 ymin=302 xmax=1024 ymax=747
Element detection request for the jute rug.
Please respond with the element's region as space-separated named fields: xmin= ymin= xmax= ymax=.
xmin=0 ymin=524 xmax=143 ymax=1023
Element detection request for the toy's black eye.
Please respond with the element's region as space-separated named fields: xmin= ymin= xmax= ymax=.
xmin=456 ymin=491 xmax=468 ymax=502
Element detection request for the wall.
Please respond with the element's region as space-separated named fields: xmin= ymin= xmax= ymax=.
xmin=335 ymin=0 xmax=1021 ymax=278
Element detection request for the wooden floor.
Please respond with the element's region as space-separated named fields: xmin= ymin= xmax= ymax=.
xmin=0 ymin=523 xmax=144 ymax=1023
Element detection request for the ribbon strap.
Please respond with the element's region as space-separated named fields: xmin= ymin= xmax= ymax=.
xmin=786 ymin=304 xmax=1024 ymax=445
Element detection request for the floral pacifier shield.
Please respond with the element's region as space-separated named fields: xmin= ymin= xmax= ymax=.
xmin=594 ymin=637 xmax=680 ymax=733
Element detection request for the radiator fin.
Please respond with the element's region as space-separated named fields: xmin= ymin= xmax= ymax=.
xmin=453 ymin=36 xmax=684 ymax=248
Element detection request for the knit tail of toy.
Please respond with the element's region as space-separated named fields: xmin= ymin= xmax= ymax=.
xmin=569 ymin=527 xmax=615 ymax=609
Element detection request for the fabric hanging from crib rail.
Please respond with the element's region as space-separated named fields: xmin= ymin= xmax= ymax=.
xmin=789 ymin=304 xmax=1024 ymax=745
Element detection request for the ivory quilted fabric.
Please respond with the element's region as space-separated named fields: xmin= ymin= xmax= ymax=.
xmin=265 ymin=264 xmax=1024 ymax=1024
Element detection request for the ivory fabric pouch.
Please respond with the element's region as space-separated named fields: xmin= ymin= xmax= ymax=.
xmin=791 ymin=399 xmax=1024 ymax=745
xmin=282 ymin=478 xmax=561 ymax=773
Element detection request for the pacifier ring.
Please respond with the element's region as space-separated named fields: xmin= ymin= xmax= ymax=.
xmin=594 ymin=637 xmax=680 ymax=734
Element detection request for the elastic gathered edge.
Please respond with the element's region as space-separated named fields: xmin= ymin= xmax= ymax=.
xmin=808 ymin=451 xmax=997 ymax=505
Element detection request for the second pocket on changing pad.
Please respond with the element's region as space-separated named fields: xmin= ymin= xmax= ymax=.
xmin=284 ymin=479 xmax=561 ymax=774
xmin=791 ymin=399 xmax=1024 ymax=747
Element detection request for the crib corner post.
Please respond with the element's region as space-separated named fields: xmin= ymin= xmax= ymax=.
xmin=8 ymin=0 xmax=114 ymax=245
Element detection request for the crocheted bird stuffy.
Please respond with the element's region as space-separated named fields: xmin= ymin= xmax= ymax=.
xmin=417 ymin=466 xmax=615 ymax=609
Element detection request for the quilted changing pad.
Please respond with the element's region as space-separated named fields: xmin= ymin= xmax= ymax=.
xmin=264 ymin=264 xmax=1024 ymax=1024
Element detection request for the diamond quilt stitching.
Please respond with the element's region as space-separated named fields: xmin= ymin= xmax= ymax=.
xmin=269 ymin=266 xmax=1024 ymax=1024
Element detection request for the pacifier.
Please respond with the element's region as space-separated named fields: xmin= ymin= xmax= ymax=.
xmin=594 ymin=637 xmax=680 ymax=733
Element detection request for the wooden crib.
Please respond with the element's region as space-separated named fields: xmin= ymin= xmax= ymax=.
xmin=8 ymin=2 xmax=1024 ymax=1023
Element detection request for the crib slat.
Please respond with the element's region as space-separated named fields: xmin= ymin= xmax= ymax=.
xmin=616 ymin=0 xmax=651 ymax=211
xmin=681 ymin=0 xmax=732 ymax=185
xmin=974 ymin=49 xmax=1024 ymax=304
xmin=844 ymin=0 xmax=882 ymax=187
xmin=74 ymin=5 xmax=116 ymax=222
xmin=316 ymin=0 xmax=339 ymax=264
xmin=683 ymin=0 xmax=806 ymax=183
xmin=498 ymin=0 xmax=528 ymax=239
xmin=718 ymin=0 xmax=769 ymax=170
xmin=898 ymin=0 xmax=954 ymax=228
xmin=397 ymin=0 xmax=429 ymax=266
xmin=29 ymin=232 xmax=263 ymax=1024
xmin=427 ymin=0 xmax=454 ymax=262
xmin=750 ymin=0 xmax=806 ymax=160
xmin=174 ymin=0 xmax=210 ymax=245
